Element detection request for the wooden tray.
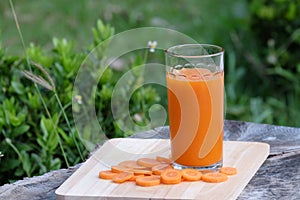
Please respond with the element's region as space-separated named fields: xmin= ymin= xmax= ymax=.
xmin=56 ymin=138 xmax=269 ymax=200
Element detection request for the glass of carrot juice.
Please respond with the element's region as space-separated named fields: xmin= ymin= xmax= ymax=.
xmin=165 ymin=44 xmax=224 ymax=170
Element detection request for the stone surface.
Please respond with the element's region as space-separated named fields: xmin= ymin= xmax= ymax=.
xmin=0 ymin=164 xmax=81 ymax=200
xmin=1 ymin=120 xmax=300 ymax=200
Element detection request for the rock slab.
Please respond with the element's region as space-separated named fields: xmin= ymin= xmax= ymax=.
xmin=1 ymin=120 xmax=300 ymax=200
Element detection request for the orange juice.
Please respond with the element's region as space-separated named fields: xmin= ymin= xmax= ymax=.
xmin=167 ymin=68 xmax=224 ymax=167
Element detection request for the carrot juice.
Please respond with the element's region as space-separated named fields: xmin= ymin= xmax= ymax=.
xmin=166 ymin=68 xmax=224 ymax=168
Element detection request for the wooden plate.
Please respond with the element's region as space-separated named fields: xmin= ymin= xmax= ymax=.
xmin=56 ymin=138 xmax=269 ymax=200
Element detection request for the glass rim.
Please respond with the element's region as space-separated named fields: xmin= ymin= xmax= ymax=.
xmin=165 ymin=44 xmax=224 ymax=58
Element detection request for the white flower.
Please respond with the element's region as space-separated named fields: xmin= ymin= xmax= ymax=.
xmin=148 ymin=41 xmax=157 ymax=53
xmin=267 ymin=53 xmax=277 ymax=64
xmin=74 ymin=95 xmax=83 ymax=104
xmin=0 ymin=151 xmax=3 ymax=158
xmin=267 ymin=38 xmax=275 ymax=48
xmin=133 ymin=113 xmax=143 ymax=123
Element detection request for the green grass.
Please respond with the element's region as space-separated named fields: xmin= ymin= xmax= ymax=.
xmin=1 ymin=0 xmax=97 ymax=54
xmin=1 ymin=0 xmax=248 ymax=55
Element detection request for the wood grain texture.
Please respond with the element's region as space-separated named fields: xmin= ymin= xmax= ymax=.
xmin=132 ymin=121 xmax=300 ymax=200
xmin=1 ymin=120 xmax=300 ymax=200
xmin=55 ymin=138 xmax=269 ymax=200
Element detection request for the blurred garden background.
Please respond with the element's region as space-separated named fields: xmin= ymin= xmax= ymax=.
xmin=0 ymin=0 xmax=300 ymax=185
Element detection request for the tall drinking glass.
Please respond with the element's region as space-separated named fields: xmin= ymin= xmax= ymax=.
xmin=165 ymin=44 xmax=224 ymax=170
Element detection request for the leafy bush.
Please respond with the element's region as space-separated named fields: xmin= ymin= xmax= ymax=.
xmin=225 ymin=0 xmax=300 ymax=126
xmin=0 ymin=20 xmax=160 ymax=185
xmin=248 ymin=0 xmax=300 ymax=125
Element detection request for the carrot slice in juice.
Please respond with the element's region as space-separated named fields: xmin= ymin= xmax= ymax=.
xmin=201 ymin=172 xmax=228 ymax=183
xmin=160 ymin=169 xmax=182 ymax=184
xmin=181 ymin=169 xmax=202 ymax=181
xmin=112 ymin=171 xmax=134 ymax=183
xmin=219 ymin=167 xmax=238 ymax=175
xmin=98 ymin=170 xmax=119 ymax=180
xmin=136 ymin=175 xmax=161 ymax=187
xmin=137 ymin=158 xmax=161 ymax=168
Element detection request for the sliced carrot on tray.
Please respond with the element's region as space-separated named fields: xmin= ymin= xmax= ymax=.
xmin=98 ymin=170 xmax=119 ymax=180
xmin=111 ymin=165 xmax=132 ymax=173
xmin=181 ymin=169 xmax=202 ymax=181
xmin=199 ymin=169 xmax=213 ymax=174
xmin=136 ymin=175 xmax=161 ymax=187
xmin=133 ymin=169 xmax=152 ymax=175
xmin=137 ymin=158 xmax=161 ymax=168
xmin=99 ymin=156 xmax=237 ymax=186
xmin=118 ymin=160 xmax=136 ymax=167
xmin=152 ymin=164 xmax=173 ymax=175
xmin=156 ymin=156 xmax=172 ymax=164
xmin=112 ymin=171 xmax=134 ymax=183
xmin=219 ymin=167 xmax=238 ymax=175
xmin=128 ymin=174 xmax=144 ymax=181
xmin=119 ymin=160 xmax=147 ymax=170
xmin=161 ymin=169 xmax=182 ymax=184
xmin=201 ymin=172 xmax=228 ymax=183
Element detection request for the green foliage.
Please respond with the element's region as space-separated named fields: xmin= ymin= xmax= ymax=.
xmin=225 ymin=0 xmax=300 ymax=126
xmin=0 ymin=20 xmax=160 ymax=185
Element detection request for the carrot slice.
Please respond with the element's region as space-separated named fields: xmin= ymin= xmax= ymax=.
xmin=100 ymin=157 xmax=237 ymax=186
xmin=136 ymin=175 xmax=161 ymax=187
xmin=119 ymin=160 xmax=147 ymax=170
xmin=199 ymin=170 xmax=213 ymax=174
xmin=160 ymin=169 xmax=182 ymax=184
xmin=111 ymin=165 xmax=132 ymax=173
xmin=118 ymin=160 xmax=136 ymax=167
xmin=128 ymin=174 xmax=144 ymax=181
xmin=98 ymin=170 xmax=119 ymax=180
xmin=201 ymin=172 xmax=228 ymax=183
xmin=181 ymin=169 xmax=202 ymax=181
xmin=219 ymin=167 xmax=238 ymax=175
xmin=112 ymin=171 xmax=134 ymax=183
xmin=156 ymin=156 xmax=172 ymax=164
xmin=152 ymin=164 xmax=173 ymax=175
xmin=133 ymin=169 xmax=152 ymax=175
xmin=137 ymin=158 xmax=161 ymax=168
